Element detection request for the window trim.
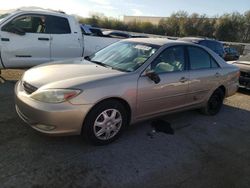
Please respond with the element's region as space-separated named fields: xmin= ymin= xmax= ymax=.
xmin=186 ymin=45 xmax=221 ymax=71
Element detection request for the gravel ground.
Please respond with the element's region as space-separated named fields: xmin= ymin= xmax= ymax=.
xmin=0 ymin=70 xmax=250 ymax=188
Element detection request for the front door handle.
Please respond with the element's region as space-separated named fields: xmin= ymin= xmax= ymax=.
xmin=38 ymin=37 xmax=50 ymax=41
xmin=179 ymin=77 xmax=188 ymax=83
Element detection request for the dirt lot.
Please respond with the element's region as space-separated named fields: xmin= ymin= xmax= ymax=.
xmin=0 ymin=69 xmax=250 ymax=188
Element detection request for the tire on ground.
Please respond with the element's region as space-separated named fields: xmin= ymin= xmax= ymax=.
xmin=82 ymin=100 xmax=128 ymax=145
xmin=201 ymin=88 xmax=225 ymax=116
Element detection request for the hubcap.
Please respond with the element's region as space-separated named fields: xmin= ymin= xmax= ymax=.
xmin=94 ymin=109 xmax=122 ymax=140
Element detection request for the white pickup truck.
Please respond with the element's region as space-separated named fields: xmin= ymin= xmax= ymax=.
xmin=0 ymin=8 xmax=120 ymax=69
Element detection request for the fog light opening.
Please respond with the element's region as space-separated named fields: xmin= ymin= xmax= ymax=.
xmin=35 ymin=124 xmax=56 ymax=131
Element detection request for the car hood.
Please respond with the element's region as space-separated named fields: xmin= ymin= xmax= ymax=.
xmin=22 ymin=58 xmax=125 ymax=89
xmin=229 ymin=61 xmax=250 ymax=72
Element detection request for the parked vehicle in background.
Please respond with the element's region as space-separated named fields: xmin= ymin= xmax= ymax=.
xmin=80 ymin=24 xmax=103 ymax=36
xmin=224 ymin=47 xmax=239 ymax=61
xmin=178 ymin=37 xmax=225 ymax=58
xmin=0 ymin=8 xmax=84 ymax=69
xmin=15 ymin=38 xmax=239 ymax=145
xmin=0 ymin=8 xmax=121 ymax=69
xmin=131 ymin=35 xmax=149 ymax=38
xmin=228 ymin=54 xmax=250 ymax=89
xmin=102 ymin=30 xmax=132 ymax=39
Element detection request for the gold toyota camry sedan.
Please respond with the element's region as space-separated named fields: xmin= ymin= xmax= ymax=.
xmin=15 ymin=38 xmax=239 ymax=145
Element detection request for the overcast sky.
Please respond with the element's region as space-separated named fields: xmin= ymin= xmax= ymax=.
xmin=0 ymin=0 xmax=249 ymax=18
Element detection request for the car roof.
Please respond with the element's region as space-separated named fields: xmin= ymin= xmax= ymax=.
xmin=179 ymin=37 xmax=221 ymax=43
xmin=6 ymin=8 xmax=68 ymax=18
xmin=124 ymin=37 xmax=193 ymax=46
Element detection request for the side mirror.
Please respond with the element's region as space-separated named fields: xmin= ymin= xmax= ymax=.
xmin=145 ymin=70 xmax=161 ymax=84
xmin=84 ymin=56 xmax=90 ymax=60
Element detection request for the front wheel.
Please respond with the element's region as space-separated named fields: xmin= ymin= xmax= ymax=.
xmin=201 ymin=88 xmax=225 ymax=116
xmin=82 ymin=100 xmax=128 ymax=145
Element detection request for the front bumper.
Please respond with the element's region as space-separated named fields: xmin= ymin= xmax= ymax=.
xmin=15 ymin=81 xmax=93 ymax=136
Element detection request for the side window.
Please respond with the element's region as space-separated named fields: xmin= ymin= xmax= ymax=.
xmin=46 ymin=16 xmax=71 ymax=34
xmin=188 ymin=46 xmax=220 ymax=70
xmin=2 ymin=15 xmax=46 ymax=33
xmin=151 ymin=46 xmax=185 ymax=74
xmin=211 ymin=57 xmax=219 ymax=68
xmin=188 ymin=46 xmax=211 ymax=70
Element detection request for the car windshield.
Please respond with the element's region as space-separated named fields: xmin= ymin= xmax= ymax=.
xmin=89 ymin=41 xmax=159 ymax=72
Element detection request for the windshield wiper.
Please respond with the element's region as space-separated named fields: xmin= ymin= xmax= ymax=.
xmin=84 ymin=56 xmax=109 ymax=67
xmin=84 ymin=56 xmax=130 ymax=72
xmin=111 ymin=67 xmax=131 ymax=72
xmin=91 ymin=60 xmax=111 ymax=68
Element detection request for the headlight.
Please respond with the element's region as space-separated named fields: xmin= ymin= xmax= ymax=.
xmin=30 ymin=89 xmax=81 ymax=103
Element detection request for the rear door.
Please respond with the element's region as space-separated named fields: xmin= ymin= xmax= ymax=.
xmin=137 ymin=46 xmax=189 ymax=119
xmin=186 ymin=46 xmax=222 ymax=105
xmin=47 ymin=15 xmax=83 ymax=61
xmin=0 ymin=14 xmax=50 ymax=68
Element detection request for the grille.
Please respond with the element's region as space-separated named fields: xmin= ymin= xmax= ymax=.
xmin=240 ymin=71 xmax=250 ymax=78
xmin=23 ymin=81 xmax=38 ymax=94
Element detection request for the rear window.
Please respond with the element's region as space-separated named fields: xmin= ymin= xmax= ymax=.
xmin=205 ymin=41 xmax=216 ymax=51
xmin=199 ymin=40 xmax=207 ymax=46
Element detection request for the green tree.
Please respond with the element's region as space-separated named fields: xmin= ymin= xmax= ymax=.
xmin=77 ymin=10 xmax=250 ymax=42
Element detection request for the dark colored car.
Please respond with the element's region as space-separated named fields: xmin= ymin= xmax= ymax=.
xmin=131 ymin=35 xmax=149 ymax=38
xmin=224 ymin=47 xmax=239 ymax=61
xmin=229 ymin=54 xmax=250 ymax=90
xmin=80 ymin=24 xmax=103 ymax=36
xmin=102 ymin=30 xmax=131 ymax=39
xmin=178 ymin=37 xmax=225 ymax=58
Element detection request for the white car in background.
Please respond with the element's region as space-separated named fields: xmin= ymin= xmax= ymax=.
xmin=0 ymin=8 xmax=120 ymax=69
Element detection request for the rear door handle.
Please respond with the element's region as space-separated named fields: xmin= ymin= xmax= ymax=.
xmin=215 ymin=72 xmax=221 ymax=77
xmin=1 ymin=38 xmax=10 ymax=41
xmin=38 ymin=37 xmax=50 ymax=41
xmin=179 ymin=77 xmax=188 ymax=83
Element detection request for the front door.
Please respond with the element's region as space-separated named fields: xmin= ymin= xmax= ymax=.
xmin=137 ymin=46 xmax=189 ymax=119
xmin=0 ymin=14 xmax=50 ymax=68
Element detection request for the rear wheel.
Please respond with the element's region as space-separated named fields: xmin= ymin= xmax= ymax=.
xmin=201 ymin=88 xmax=225 ymax=116
xmin=82 ymin=100 xmax=128 ymax=145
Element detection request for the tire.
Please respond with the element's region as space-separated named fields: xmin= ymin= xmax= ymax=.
xmin=82 ymin=100 xmax=128 ymax=145
xmin=201 ymin=88 xmax=225 ymax=116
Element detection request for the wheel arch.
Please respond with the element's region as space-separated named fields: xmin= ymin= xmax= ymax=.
xmin=81 ymin=97 xmax=132 ymax=134
xmin=218 ymin=85 xmax=226 ymax=97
